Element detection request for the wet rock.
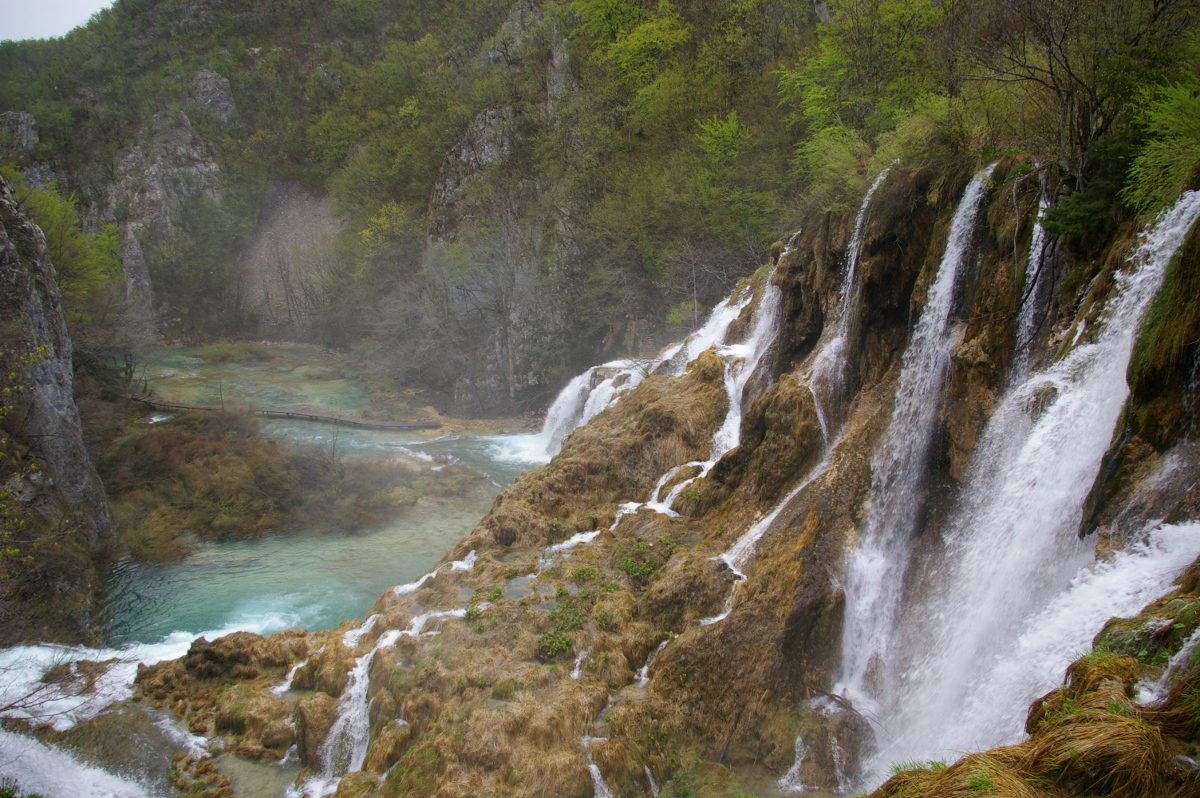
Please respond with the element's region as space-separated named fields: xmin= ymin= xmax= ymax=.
xmin=364 ymin=720 xmax=413 ymax=774
xmin=295 ymin=691 xmax=338 ymax=766
xmin=314 ymin=639 xmax=355 ymax=698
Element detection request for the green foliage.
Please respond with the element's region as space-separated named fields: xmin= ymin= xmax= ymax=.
xmin=777 ymin=0 xmax=944 ymax=140
xmin=1123 ymin=83 xmax=1200 ymax=213
xmin=889 ymin=760 xmax=946 ymax=776
xmin=603 ymin=11 xmax=689 ymax=87
xmin=696 ymin=111 xmax=750 ymax=168
xmin=572 ymin=566 xmax=600 ymax=583
xmin=791 ymin=125 xmax=871 ymax=212
xmin=572 ymin=0 xmax=646 ymax=44
xmin=1129 ymin=221 xmax=1200 ymax=405
xmin=0 ymin=168 xmax=120 ymax=319
xmin=538 ymin=590 xmax=591 ymax=659
xmin=0 ymin=780 xmax=49 ymax=798
xmin=538 ymin=629 xmax=573 ymax=658
xmin=963 ymin=770 xmax=994 ymax=793
xmin=620 ymin=539 xmax=660 ymax=582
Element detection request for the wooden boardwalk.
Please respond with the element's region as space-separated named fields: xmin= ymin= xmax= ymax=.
xmin=123 ymin=394 xmax=441 ymax=430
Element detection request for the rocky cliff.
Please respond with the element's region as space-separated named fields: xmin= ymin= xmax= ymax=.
xmin=0 ymin=175 xmax=113 ymax=644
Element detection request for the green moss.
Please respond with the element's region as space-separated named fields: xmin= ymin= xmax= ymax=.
xmin=382 ymin=743 xmax=440 ymax=797
xmin=1128 ymin=218 xmax=1200 ymax=445
xmin=963 ymin=770 xmax=994 ymax=793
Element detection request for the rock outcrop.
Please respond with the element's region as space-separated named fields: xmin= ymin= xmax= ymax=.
xmin=191 ymin=70 xmax=236 ymax=126
xmin=0 ymin=175 xmax=113 ymax=643
xmin=104 ymin=110 xmax=222 ymax=341
xmin=0 ymin=111 xmax=38 ymax=155
xmin=136 ymin=161 xmax=1200 ymax=797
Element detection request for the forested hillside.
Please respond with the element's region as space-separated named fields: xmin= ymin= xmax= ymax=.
xmin=2 ymin=0 xmax=1198 ymax=415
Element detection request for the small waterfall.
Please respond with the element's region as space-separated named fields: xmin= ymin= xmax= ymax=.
xmin=850 ymin=190 xmax=1200 ymax=782
xmin=319 ymin=629 xmax=404 ymax=777
xmin=1013 ymin=192 xmax=1051 ymax=377
xmin=639 ymin=279 xmax=784 ymax=516
xmin=297 ymin=608 xmax=468 ymax=797
xmin=537 ymin=287 xmax=757 ymax=459
xmin=837 ymin=163 xmax=998 ymax=710
xmin=706 ymin=172 xmax=893 ymax=634
xmin=540 ymin=369 xmax=605 ymax=455
xmin=806 ymin=166 xmax=893 ymax=436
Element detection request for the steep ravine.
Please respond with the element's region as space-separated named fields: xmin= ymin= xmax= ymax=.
xmin=5 ymin=158 xmax=1200 ymax=798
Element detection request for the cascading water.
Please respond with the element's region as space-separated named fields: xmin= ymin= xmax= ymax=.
xmin=836 ymin=163 xmax=998 ymax=713
xmin=293 ymin=606 xmax=471 ymax=797
xmin=713 ymin=169 xmax=893 ymax=597
xmin=535 ymin=287 xmax=757 ymax=460
xmin=839 ymin=190 xmax=1200 ymax=783
xmin=636 ymin=278 xmax=784 ymax=516
xmin=806 ymin=166 xmax=894 ymax=439
xmin=1012 ymin=192 xmax=1051 ymax=378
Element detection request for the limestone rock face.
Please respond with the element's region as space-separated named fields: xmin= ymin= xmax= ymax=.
xmin=0 ymin=111 xmax=38 ymax=154
xmin=429 ymin=107 xmax=517 ymax=238
xmin=105 ymin=110 xmax=221 ymax=340
xmin=0 ymin=175 xmax=113 ymax=641
xmin=191 ymin=70 xmax=236 ymax=126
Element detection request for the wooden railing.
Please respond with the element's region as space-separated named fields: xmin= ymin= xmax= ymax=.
xmin=123 ymin=394 xmax=441 ymax=430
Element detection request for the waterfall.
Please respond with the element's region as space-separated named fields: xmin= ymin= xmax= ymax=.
xmin=637 ymin=279 xmax=784 ymax=516
xmin=295 ymin=608 xmax=468 ymax=797
xmin=1012 ymin=192 xmax=1051 ymax=378
xmin=536 ymin=286 xmax=756 ymax=459
xmin=836 ymin=163 xmax=998 ymax=711
xmin=706 ymin=171 xmax=892 ymax=631
xmin=806 ymin=165 xmax=893 ymax=437
xmin=845 ymin=190 xmax=1200 ymax=780
xmin=319 ymin=629 xmax=404 ymax=777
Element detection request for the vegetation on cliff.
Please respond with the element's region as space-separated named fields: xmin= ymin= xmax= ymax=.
xmin=2 ymin=0 xmax=1196 ymax=413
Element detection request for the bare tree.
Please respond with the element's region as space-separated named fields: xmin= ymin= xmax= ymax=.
xmin=965 ymin=0 xmax=1199 ymax=185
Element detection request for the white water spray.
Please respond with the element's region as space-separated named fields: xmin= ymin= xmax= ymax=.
xmin=850 ymin=190 xmax=1200 ymax=782
xmin=1013 ymin=192 xmax=1051 ymax=378
xmin=806 ymin=166 xmax=893 ymax=437
xmin=535 ymin=287 xmax=757 ymax=460
xmin=837 ymin=163 xmax=998 ymax=711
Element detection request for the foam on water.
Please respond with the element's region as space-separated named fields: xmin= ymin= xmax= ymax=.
xmin=0 ymin=728 xmax=157 ymax=798
xmin=0 ymin=614 xmax=297 ymax=732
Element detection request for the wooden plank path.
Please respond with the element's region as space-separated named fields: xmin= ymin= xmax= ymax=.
xmin=123 ymin=394 xmax=441 ymax=430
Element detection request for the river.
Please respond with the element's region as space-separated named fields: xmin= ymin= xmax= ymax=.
xmin=0 ymin=345 xmax=550 ymax=796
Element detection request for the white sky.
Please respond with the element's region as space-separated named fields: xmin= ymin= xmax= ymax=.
xmin=1 ymin=0 xmax=115 ymax=42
